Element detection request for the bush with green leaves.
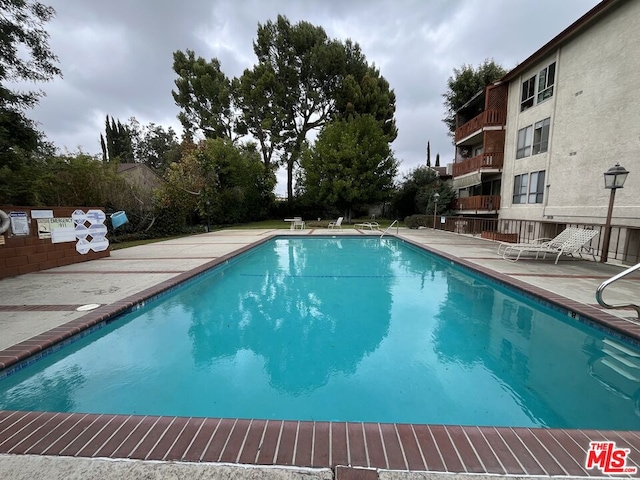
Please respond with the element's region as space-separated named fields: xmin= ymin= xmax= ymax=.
xmin=404 ymin=215 xmax=429 ymax=229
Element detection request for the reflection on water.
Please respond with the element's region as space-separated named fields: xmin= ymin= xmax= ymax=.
xmin=0 ymin=237 xmax=639 ymax=428
xmin=432 ymin=265 xmax=640 ymax=429
xmin=185 ymin=238 xmax=393 ymax=394
xmin=0 ymin=364 xmax=84 ymax=412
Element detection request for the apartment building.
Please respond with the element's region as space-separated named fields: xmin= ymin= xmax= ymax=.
xmin=490 ymin=0 xmax=638 ymax=263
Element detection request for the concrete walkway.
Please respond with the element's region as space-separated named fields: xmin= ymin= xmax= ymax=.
xmin=1 ymin=227 xmax=637 ymax=352
xmin=0 ymin=226 xmax=639 ymax=479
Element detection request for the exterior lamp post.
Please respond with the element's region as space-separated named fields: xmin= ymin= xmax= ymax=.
xmin=601 ymin=163 xmax=629 ymax=263
xmin=433 ymin=192 xmax=440 ymax=230
xmin=205 ymin=200 xmax=211 ymax=233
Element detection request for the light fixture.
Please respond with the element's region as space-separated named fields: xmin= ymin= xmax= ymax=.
xmin=603 ymin=163 xmax=629 ymax=189
xmin=601 ymin=163 xmax=629 ymax=263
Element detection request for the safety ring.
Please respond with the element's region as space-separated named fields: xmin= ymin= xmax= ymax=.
xmin=0 ymin=210 xmax=9 ymax=234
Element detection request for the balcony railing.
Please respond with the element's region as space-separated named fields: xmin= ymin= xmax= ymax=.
xmin=455 ymin=109 xmax=506 ymax=142
xmin=452 ymin=152 xmax=503 ymax=177
xmin=455 ymin=195 xmax=500 ymax=212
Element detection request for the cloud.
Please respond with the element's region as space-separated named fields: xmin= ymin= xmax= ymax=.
xmin=28 ymin=0 xmax=600 ymax=194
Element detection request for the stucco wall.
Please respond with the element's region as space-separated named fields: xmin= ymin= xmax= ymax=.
xmin=500 ymin=0 xmax=640 ymax=227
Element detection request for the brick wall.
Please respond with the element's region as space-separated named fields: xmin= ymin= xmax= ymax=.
xmin=0 ymin=206 xmax=110 ymax=280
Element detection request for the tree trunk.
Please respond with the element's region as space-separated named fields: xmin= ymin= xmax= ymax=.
xmin=287 ymin=158 xmax=294 ymax=201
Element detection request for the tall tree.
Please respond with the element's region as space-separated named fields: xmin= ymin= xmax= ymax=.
xmin=426 ymin=141 xmax=431 ymax=167
xmin=172 ymin=50 xmax=237 ymax=142
xmin=0 ymin=0 xmax=61 ymax=168
xmin=252 ymin=15 xmax=346 ymax=200
xmin=334 ymin=41 xmax=397 ymax=141
xmin=131 ymin=120 xmax=181 ymax=172
xmin=233 ymin=64 xmax=280 ymax=169
xmin=300 ymin=115 xmax=397 ymax=222
xmin=442 ymin=59 xmax=507 ymax=136
xmin=100 ymin=115 xmax=134 ymax=162
xmin=435 ymin=153 xmax=440 ymax=167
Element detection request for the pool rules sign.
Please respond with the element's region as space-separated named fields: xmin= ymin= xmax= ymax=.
xmin=71 ymin=209 xmax=109 ymax=254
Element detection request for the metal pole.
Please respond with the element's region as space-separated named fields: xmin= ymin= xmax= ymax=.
xmin=601 ymin=188 xmax=616 ymax=263
xmin=433 ymin=201 xmax=438 ymax=229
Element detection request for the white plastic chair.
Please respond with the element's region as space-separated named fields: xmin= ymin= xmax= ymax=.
xmin=328 ymin=217 xmax=343 ymax=229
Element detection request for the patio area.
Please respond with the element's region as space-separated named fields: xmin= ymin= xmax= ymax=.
xmin=1 ymin=227 xmax=639 ymax=479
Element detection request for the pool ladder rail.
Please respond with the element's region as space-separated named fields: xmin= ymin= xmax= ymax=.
xmin=596 ymin=261 xmax=640 ymax=319
xmin=380 ymin=219 xmax=399 ymax=238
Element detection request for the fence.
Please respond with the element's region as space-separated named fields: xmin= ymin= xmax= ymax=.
xmin=426 ymin=215 xmax=640 ymax=265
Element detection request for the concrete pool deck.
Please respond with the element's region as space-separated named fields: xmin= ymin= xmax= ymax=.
xmin=1 ymin=227 xmax=639 ymax=479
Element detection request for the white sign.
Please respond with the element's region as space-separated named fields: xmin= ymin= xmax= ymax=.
xmin=37 ymin=219 xmax=51 ymax=239
xmin=51 ymin=217 xmax=76 ymax=243
xmin=9 ymin=211 xmax=29 ymax=236
xmin=71 ymin=209 xmax=109 ymax=254
xmin=31 ymin=210 xmax=54 ymax=219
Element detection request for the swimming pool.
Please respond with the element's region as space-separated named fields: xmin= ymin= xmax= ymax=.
xmin=0 ymin=236 xmax=638 ymax=430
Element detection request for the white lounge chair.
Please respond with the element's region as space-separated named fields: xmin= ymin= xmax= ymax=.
xmin=500 ymin=227 xmax=598 ymax=264
xmin=328 ymin=217 xmax=343 ymax=229
xmin=354 ymin=221 xmax=379 ymax=230
xmin=497 ymin=229 xmax=575 ymax=255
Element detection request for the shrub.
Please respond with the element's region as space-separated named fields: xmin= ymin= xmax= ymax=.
xmin=404 ymin=214 xmax=428 ymax=229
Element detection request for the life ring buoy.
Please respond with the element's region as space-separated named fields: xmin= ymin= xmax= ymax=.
xmin=0 ymin=210 xmax=9 ymax=234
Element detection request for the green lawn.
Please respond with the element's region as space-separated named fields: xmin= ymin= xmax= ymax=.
xmin=111 ymin=218 xmax=404 ymax=249
xmin=234 ymin=218 xmax=402 ymax=229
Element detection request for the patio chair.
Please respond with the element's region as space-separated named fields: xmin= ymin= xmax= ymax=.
xmin=354 ymin=221 xmax=380 ymax=230
xmin=496 ymin=228 xmax=574 ymax=256
xmin=328 ymin=217 xmax=343 ymax=229
xmin=500 ymin=227 xmax=598 ymax=264
xmin=293 ymin=217 xmax=305 ymax=229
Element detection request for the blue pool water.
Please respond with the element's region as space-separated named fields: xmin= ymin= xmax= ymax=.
xmin=1 ymin=236 xmax=639 ymax=429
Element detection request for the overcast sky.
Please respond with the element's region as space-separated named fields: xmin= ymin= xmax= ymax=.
xmin=30 ymin=0 xmax=600 ymax=195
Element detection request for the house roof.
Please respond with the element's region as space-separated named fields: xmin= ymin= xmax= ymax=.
xmin=116 ymin=162 xmax=165 ymax=183
xmin=116 ymin=163 xmax=140 ymax=173
xmin=501 ymin=0 xmax=624 ymax=82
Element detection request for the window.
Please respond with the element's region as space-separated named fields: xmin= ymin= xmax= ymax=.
xmin=520 ymin=75 xmax=536 ymax=111
xmin=537 ymin=62 xmax=555 ymax=102
xmin=516 ymin=125 xmax=532 ymax=159
xmin=529 ymin=170 xmax=545 ymax=203
xmin=517 ymin=118 xmax=551 ymax=158
xmin=513 ymin=174 xmax=528 ymax=204
xmin=520 ymin=62 xmax=556 ymax=111
xmin=513 ymin=171 xmax=546 ymax=204
xmin=532 ymin=118 xmax=550 ymax=154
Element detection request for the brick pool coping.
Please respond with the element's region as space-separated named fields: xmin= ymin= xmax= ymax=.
xmin=1 ymin=233 xmax=640 ymax=477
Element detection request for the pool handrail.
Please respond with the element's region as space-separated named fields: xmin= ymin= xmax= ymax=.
xmin=380 ymin=219 xmax=398 ymax=238
xmin=596 ymin=261 xmax=640 ymax=318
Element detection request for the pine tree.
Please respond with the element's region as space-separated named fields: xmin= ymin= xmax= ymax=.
xmin=435 ymin=153 xmax=440 ymax=167
xmin=426 ymin=141 xmax=431 ymax=167
xmin=100 ymin=115 xmax=134 ymax=162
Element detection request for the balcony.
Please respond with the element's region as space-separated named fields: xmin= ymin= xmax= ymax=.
xmin=455 ymin=109 xmax=506 ymax=143
xmin=452 ymin=152 xmax=503 ymax=177
xmin=455 ymin=195 xmax=500 ymax=212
